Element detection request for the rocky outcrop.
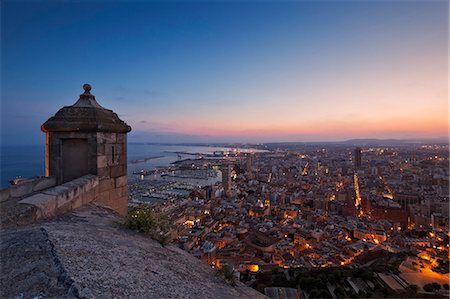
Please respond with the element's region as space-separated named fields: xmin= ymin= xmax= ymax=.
xmin=0 ymin=205 xmax=266 ymax=299
xmin=0 ymin=227 xmax=74 ymax=298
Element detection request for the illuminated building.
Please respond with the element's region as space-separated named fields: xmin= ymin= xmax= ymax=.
xmin=246 ymin=154 xmax=253 ymax=175
xmin=247 ymin=264 xmax=259 ymax=273
xmin=221 ymin=163 xmax=232 ymax=198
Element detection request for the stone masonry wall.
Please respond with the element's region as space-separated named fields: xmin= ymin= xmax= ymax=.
xmin=18 ymin=175 xmax=99 ymax=221
xmin=95 ymin=132 xmax=128 ymax=215
xmin=45 ymin=131 xmax=128 ymax=215
xmin=0 ymin=176 xmax=56 ymax=203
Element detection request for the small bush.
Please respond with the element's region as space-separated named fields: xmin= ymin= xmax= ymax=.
xmin=126 ymin=204 xmax=171 ymax=246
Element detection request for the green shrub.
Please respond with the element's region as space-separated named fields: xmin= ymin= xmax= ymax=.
xmin=126 ymin=204 xmax=171 ymax=246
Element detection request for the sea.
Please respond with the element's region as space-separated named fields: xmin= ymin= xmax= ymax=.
xmin=0 ymin=143 xmax=259 ymax=189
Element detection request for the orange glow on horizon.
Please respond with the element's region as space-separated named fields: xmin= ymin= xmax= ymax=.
xmin=130 ymin=114 xmax=448 ymax=141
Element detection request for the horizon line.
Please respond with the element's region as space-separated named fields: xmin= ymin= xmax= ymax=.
xmin=3 ymin=136 xmax=449 ymax=147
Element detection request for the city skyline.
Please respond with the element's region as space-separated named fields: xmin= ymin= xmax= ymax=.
xmin=1 ymin=1 xmax=448 ymax=145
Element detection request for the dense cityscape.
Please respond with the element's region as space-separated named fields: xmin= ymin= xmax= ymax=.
xmin=2 ymin=1 xmax=448 ymax=298
xmin=129 ymin=142 xmax=449 ymax=298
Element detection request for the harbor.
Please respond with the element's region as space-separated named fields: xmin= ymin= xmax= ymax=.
xmin=128 ymin=157 xmax=222 ymax=204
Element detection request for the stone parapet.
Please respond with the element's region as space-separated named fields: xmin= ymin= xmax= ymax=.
xmin=0 ymin=176 xmax=57 ymax=203
xmin=18 ymin=175 xmax=99 ymax=221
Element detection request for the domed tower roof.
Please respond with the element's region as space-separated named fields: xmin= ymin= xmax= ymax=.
xmin=41 ymin=84 xmax=131 ymax=133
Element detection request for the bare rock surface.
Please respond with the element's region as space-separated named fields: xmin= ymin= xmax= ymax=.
xmin=0 ymin=197 xmax=39 ymax=229
xmin=0 ymin=226 xmax=74 ymax=298
xmin=1 ymin=205 xmax=266 ymax=299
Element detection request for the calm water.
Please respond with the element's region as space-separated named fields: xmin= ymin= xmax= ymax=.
xmin=1 ymin=145 xmax=46 ymax=188
xmin=0 ymin=143 xmax=259 ymax=189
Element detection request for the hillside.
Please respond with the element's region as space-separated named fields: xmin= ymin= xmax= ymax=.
xmin=0 ymin=205 xmax=265 ymax=299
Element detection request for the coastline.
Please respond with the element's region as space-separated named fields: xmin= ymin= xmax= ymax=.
xmin=1 ymin=143 xmax=263 ymax=189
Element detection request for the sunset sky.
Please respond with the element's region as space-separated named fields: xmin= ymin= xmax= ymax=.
xmin=1 ymin=1 xmax=448 ymax=144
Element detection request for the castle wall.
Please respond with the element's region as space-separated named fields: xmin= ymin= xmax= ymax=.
xmin=18 ymin=175 xmax=99 ymax=221
xmin=0 ymin=176 xmax=57 ymax=203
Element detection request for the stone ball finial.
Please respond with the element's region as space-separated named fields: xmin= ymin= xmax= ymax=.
xmin=83 ymin=83 xmax=92 ymax=94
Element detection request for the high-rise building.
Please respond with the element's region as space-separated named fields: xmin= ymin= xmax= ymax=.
xmin=246 ymin=154 xmax=253 ymax=175
xmin=221 ymin=163 xmax=232 ymax=198
xmin=354 ymin=147 xmax=362 ymax=168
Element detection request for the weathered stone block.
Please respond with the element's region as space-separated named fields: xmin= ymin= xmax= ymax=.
xmin=63 ymin=181 xmax=84 ymax=199
xmin=71 ymin=175 xmax=97 ymax=188
xmin=71 ymin=194 xmax=84 ymax=210
xmin=99 ymin=178 xmax=115 ymax=193
xmin=97 ymin=167 xmax=109 ymax=179
xmin=109 ymin=187 xmax=122 ymax=201
xmin=97 ymin=132 xmax=116 ymax=144
xmin=10 ymin=181 xmax=33 ymax=198
xmin=96 ymin=143 xmax=105 ymax=155
xmin=118 ymin=154 xmax=127 ymax=165
xmin=42 ymin=185 xmax=71 ymax=204
xmin=110 ymin=165 xmax=124 ymax=178
xmin=88 ymin=175 xmax=99 ymax=189
xmin=115 ymin=176 xmax=127 ymax=188
xmin=0 ymin=187 xmax=11 ymax=202
xmin=19 ymin=193 xmax=57 ymax=219
xmin=32 ymin=176 xmax=57 ymax=192
xmin=97 ymin=155 xmax=108 ymax=168
xmin=100 ymin=195 xmax=125 ymax=214
xmin=56 ymin=201 xmax=72 ymax=215
xmin=83 ymin=188 xmax=97 ymax=205
xmin=96 ymin=190 xmax=111 ymax=205
xmin=56 ymin=193 xmax=74 ymax=211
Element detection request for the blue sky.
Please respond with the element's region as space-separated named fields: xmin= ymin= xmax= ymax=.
xmin=1 ymin=0 xmax=448 ymax=145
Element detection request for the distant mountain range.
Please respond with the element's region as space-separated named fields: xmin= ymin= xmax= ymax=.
xmin=261 ymin=137 xmax=449 ymax=148
xmin=129 ymin=137 xmax=449 ymax=148
xmin=340 ymin=137 xmax=449 ymax=146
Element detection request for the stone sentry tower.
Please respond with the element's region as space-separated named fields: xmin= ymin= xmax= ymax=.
xmin=41 ymin=84 xmax=131 ymax=215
